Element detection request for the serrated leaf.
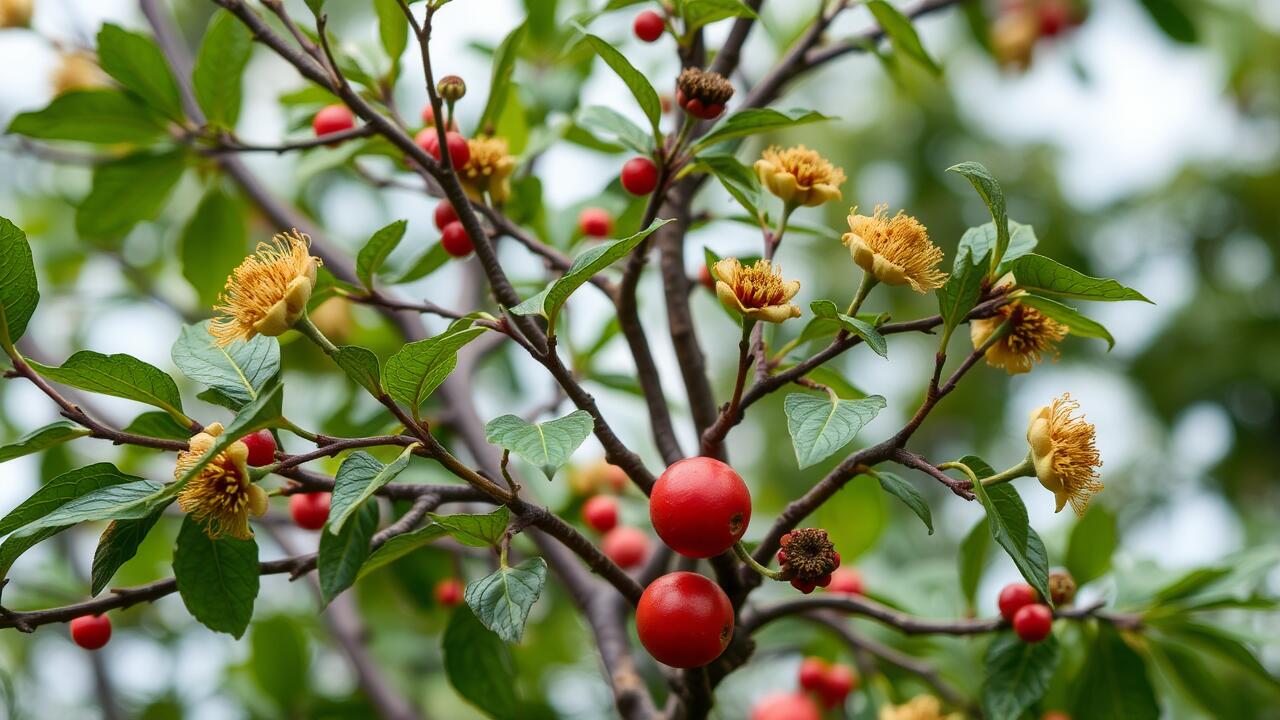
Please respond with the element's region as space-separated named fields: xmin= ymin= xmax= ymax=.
xmin=479 ymin=23 xmax=527 ymax=130
xmin=0 ymin=463 xmax=149 ymax=537
xmin=875 ymin=471 xmax=932 ymax=534
xmin=575 ymin=32 xmax=662 ymax=137
xmin=96 ymin=24 xmax=184 ymax=121
xmin=465 ymin=557 xmax=548 ymax=643
xmin=6 ymin=89 xmax=167 ymax=144
xmin=577 ymin=105 xmax=652 ymax=154
xmin=693 ymin=108 xmax=833 ymax=151
xmin=1017 ymin=294 xmax=1115 ymax=349
xmin=0 ymin=216 xmax=39 ymax=349
xmin=1065 ymin=504 xmax=1116 ymax=586
xmin=31 ymin=350 xmax=186 ymax=420
xmin=1070 ymin=624 xmax=1159 ymax=720
xmin=172 ymin=321 xmax=279 ymax=409
xmin=383 ymin=325 xmax=486 ymax=413
xmin=1008 ymin=254 xmax=1151 ymax=303
xmin=90 ymin=505 xmax=165 ymax=595
xmin=955 ymin=220 xmax=1038 ymax=273
xmin=427 ymin=506 xmax=510 ymax=548
xmin=180 ymin=187 xmax=247 ymax=306
xmin=948 ymin=161 xmax=1007 ymax=271
xmin=333 ymin=345 xmax=382 ymax=395
xmin=327 ymin=447 xmax=414 ymax=534
xmin=193 ymin=10 xmax=253 ymax=128
xmin=784 ymin=393 xmax=886 ymax=469
xmin=958 ymin=518 xmax=992 ymax=610
xmin=77 ymin=149 xmax=187 ymax=239
xmin=356 ymin=220 xmax=407 ymax=288
xmin=810 ymin=300 xmax=887 ymax=358
xmin=866 ymin=0 xmax=942 ymax=75
xmin=358 ymin=524 xmax=447 ymax=579
xmin=963 ymin=455 xmax=1051 ymax=603
xmin=982 ymin=633 xmax=1061 ymax=720
xmin=0 ymin=421 xmax=89 ymax=464
xmin=444 ymin=606 xmax=520 ymax=719
xmin=173 ymin=516 xmax=259 ymax=637
xmin=484 ymin=411 xmax=593 ymax=479
xmin=319 ymin=500 xmax=378 ymax=603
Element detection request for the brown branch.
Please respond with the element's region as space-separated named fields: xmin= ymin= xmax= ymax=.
xmin=205 ymin=125 xmax=377 ymax=154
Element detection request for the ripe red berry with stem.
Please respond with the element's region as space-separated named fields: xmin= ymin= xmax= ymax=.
xmin=240 ymin=429 xmax=277 ymax=467
xmin=818 ymin=664 xmax=858 ymax=708
xmin=312 ymin=104 xmax=354 ymax=140
xmin=1013 ymin=603 xmax=1054 ymax=642
xmin=798 ymin=657 xmax=829 ymax=692
xmin=636 ymin=571 xmax=734 ymax=668
xmin=435 ymin=578 xmax=464 ymax=607
xmin=620 ymin=157 xmax=659 ymax=196
xmin=649 ymin=457 xmax=751 ymax=558
xmin=440 ymin=221 xmax=474 ymax=258
xmin=751 ymin=693 xmax=821 ymax=720
xmin=582 ymin=495 xmax=619 ymax=533
xmin=578 ymin=207 xmax=613 ymax=238
xmin=70 ymin=614 xmax=112 ymax=650
xmin=998 ymin=582 xmax=1040 ymax=621
xmin=827 ymin=567 xmax=864 ymax=595
xmin=415 ymin=128 xmax=471 ymax=168
xmin=602 ymin=526 xmax=649 ymax=569
xmin=633 ymin=10 xmax=665 ymax=43
xmin=290 ymin=492 xmax=330 ymax=530
xmin=433 ymin=201 xmax=458 ymax=230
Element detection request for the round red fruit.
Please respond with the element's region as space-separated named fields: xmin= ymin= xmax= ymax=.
xmin=797 ymin=657 xmax=829 ymax=692
xmin=70 ymin=614 xmax=112 ymax=650
xmin=819 ymin=664 xmax=858 ymax=708
xmin=312 ymin=104 xmax=355 ymax=138
xmin=636 ymin=572 xmax=733 ymax=668
xmin=433 ymin=201 xmax=458 ymax=230
xmin=415 ymin=129 xmax=471 ymax=168
xmin=751 ymin=693 xmax=821 ymax=720
xmin=620 ymin=157 xmax=659 ymax=196
xmin=289 ymin=492 xmax=330 ymax=530
xmin=697 ymin=264 xmax=714 ymax=291
xmin=1013 ymin=603 xmax=1054 ymax=643
xmin=1038 ymin=0 xmax=1073 ymax=36
xmin=578 ymin=207 xmax=613 ymax=238
xmin=649 ymin=457 xmax=751 ymax=558
xmin=241 ymin=429 xmax=277 ymax=467
xmin=435 ymin=578 xmax=464 ymax=607
xmin=998 ymin=582 xmax=1040 ymax=621
xmin=582 ymin=495 xmax=619 ymax=533
xmin=440 ymin=221 xmax=474 ymax=257
xmin=602 ymin=526 xmax=650 ymax=569
xmin=633 ymin=10 xmax=665 ymax=43
xmin=827 ymin=567 xmax=864 ymax=596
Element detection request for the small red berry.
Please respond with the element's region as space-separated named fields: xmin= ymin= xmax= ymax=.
xmin=636 ymin=571 xmax=733 ymax=668
xmin=433 ymin=201 xmax=459 ymax=230
xmin=827 ymin=567 xmax=864 ymax=595
xmin=440 ymin=221 xmax=474 ymax=258
xmin=620 ymin=157 xmax=659 ymax=196
xmin=435 ymin=578 xmax=464 ymax=607
xmin=751 ymin=693 xmax=821 ymax=720
xmin=633 ymin=10 xmax=665 ymax=43
xmin=697 ymin=264 xmax=715 ymax=291
xmin=1037 ymin=0 xmax=1073 ymax=37
xmin=70 ymin=614 xmax=112 ymax=650
xmin=578 ymin=207 xmax=613 ymax=238
xmin=998 ymin=583 xmax=1040 ymax=622
xmin=289 ymin=492 xmax=330 ymax=531
xmin=415 ymin=128 xmax=471 ymax=168
xmin=240 ymin=429 xmax=277 ymax=467
xmin=1013 ymin=603 xmax=1054 ymax=643
xmin=818 ymin=664 xmax=858 ymax=708
xmin=312 ymin=104 xmax=355 ymax=139
xmin=790 ymin=577 xmax=816 ymax=594
xmin=797 ymin=657 xmax=829 ymax=692
xmin=602 ymin=526 xmax=650 ymax=569
xmin=582 ymin=495 xmax=619 ymax=533
xmin=650 ymin=457 xmax=751 ymax=558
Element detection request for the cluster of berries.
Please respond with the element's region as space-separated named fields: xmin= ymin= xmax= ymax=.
xmin=750 ymin=657 xmax=859 ymax=719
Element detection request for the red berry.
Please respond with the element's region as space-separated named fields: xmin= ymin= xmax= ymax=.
xmin=440 ymin=221 xmax=474 ymax=257
xmin=415 ymin=128 xmax=471 ymax=168
xmin=636 ymin=571 xmax=733 ymax=668
xmin=434 ymin=578 xmax=464 ymax=607
xmin=751 ymin=693 xmax=821 ymax=720
xmin=827 ymin=567 xmax=864 ymax=596
xmin=240 ymin=429 xmax=277 ymax=467
xmin=790 ymin=577 xmax=816 ymax=594
xmin=433 ymin=201 xmax=459 ymax=230
xmin=578 ymin=207 xmax=613 ymax=238
xmin=697 ymin=264 xmax=714 ymax=291
xmin=633 ymin=10 xmax=665 ymax=43
xmin=998 ymin=583 xmax=1040 ymax=621
xmin=289 ymin=492 xmax=330 ymax=531
xmin=70 ymin=614 xmax=112 ymax=650
xmin=1042 ymin=712 xmax=1072 ymax=720
xmin=649 ymin=457 xmax=751 ymax=559
xmin=819 ymin=664 xmax=858 ymax=708
xmin=797 ymin=657 xmax=829 ymax=692
xmin=582 ymin=495 xmax=619 ymax=533
xmin=312 ymin=104 xmax=355 ymax=138
xmin=1038 ymin=0 xmax=1073 ymax=36
xmin=620 ymin=157 xmax=659 ymax=196
xmin=602 ymin=526 xmax=650 ymax=569
xmin=1013 ymin=603 xmax=1054 ymax=643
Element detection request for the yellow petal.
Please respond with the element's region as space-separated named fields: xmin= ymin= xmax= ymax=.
xmin=778 ymin=279 xmax=801 ymax=303
xmin=248 ymin=483 xmax=269 ymax=517
xmin=748 ymin=303 xmax=801 ymax=324
xmin=716 ymin=281 xmax=748 ymax=318
xmin=253 ymin=298 xmax=296 ymax=337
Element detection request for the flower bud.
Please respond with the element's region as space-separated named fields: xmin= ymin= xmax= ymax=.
xmin=675 ymin=67 xmax=734 ymax=120
xmin=776 ymin=528 xmax=841 ymax=592
xmin=1048 ymin=570 xmax=1077 ymax=606
xmin=437 ymin=74 xmax=466 ymax=103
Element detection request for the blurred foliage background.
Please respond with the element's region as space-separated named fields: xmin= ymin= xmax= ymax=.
xmin=0 ymin=0 xmax=1277 ymax=718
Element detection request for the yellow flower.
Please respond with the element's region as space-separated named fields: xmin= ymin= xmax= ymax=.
xmin=460 ymin=136 xmax=516 ymax=204
xmin=209 ymin=229 xmax=321 ymax=346
xmin=753 ymin=145 xmax=845 ymax=207
xmin=1027 ymin=393 xmax=1103 ymax=515
xmin=842 ymin=205 xmax=947 ymax=292
xmin=991 ymin=11 xmax=1039 ymax=70
xmin=50 ymin=52 xmax=109 ymax=95
xmin=714 ymin=257 xmax=801 ymax=324
xmin=0 ymin=0 xmax=33 ymax=28
xmin=879 ymin=695 xmax=964 ymax=720
xmin=176 ymin=423 xmax=268 ymax=540
xmin=970 ymin=301 xmax=1068 ymax=374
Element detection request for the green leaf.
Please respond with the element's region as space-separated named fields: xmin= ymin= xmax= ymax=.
xmin=1070 ymin=624 xmax=1159 ymax=720
xmin=958 ymin=518 xmax=992 ymax=610
xmin=683 ymin=0 xmax=757 ymax=30
xmin=955 ymin=220 xmax=1038 ymax=272
xmin=90 ymin=505 xmax=165 ymax=595
xmin=1008 ymin=254 xmax=1151 ymax=303
xmin=963 ymin=455 xmax=1051 ymax=603
xmin=31 ymin=350 xmax=186 ymax=420
xmin=693 ymin=108 xmax=833 ymax=151
xmin=465 ymin=557 xmax=548 ymax=643
xmin=372 ymin=0 xmax=408 ymax=72
xmin=577 ymin=105 xmax=652 ymax=154
xmin=318 ymin=499 xmax=378 ymax=603
xmin=1153 ymin=621 xmax=1280 ymax=695
xmin=96 ymin=24 xmax=184 ymax=121
xmin=695 ymin=153 xmax=762 ymax=218
xmin=392 ymin=243 xmax=451 ymax=284
xmin=866 ymin=0 xmax=942 ymax=75
xmin=356 ymin=219 xmax=407 ymax=288
xmin=444 ymin=607 xmax=520 ymax=719
xmin=1017 ymin=294 xmax=1115 ymax=349
xmin=0 ymin=527 xmax=62 ymax=579
xmin=357 ymin=524 xmax=447 ymax=579
xmin=947 ymin=161 xmax=1008 ymax=271
xmin=193 ymin=10 xmax=254 ymax=127
xmin=576 ymin=32 xmax=662 ymax=137
xmin=982 ymin=633 xmax=1061 ymax=720
xmin=783 ymin=393 xmax=885 ymax=469
xmin=123 ymin=411 xmax=191 ymax=441
xmin=1065 ymin=504 xmax=1116 ymax=586
xmin=77 ymin=149 xmax=187 ymax=239
xmin=383 ymin=325 xmax=487 ymax=413
xmin=427 ymin=506 xmax=510 ymax=548
xmin=810 ymin=300 xmax=887 ymax=358
xmin=173 ymin=516 xmax=259 ymax=638
xmin=937 ymin=250 xmax=990 ymax=339
xmin=172 ymin=321 xmax=279 ymax=409
xmin=479 ymin=23 xmax=527 ymax=130
xmin=0 ymin=463 xmax=139 ymax=537
xmin=0 ymin=421 xmax=89 ymax=464
xmin=0 ymin=216 xmax=39 ymax=349
xmin=484 ymin=410 xmax=593 ymax=479
xmin=874 ymin=471 xmax=932 ymax=534
xmin=249 ymin=616 xmax=310 ymax=711
xmin=6 ymin=89 xmax=167 ymax=144
xmin=180 ymin=187 xmax=246 ymax=306
xmin=327 ymin=447 xmax=414 ymax=534
xmin=1137 ymin=0 xmax=1197 ymax=43
xmin=511 ymin=218 xmax=673 ymax=324
xmin=13 ymin=479 xmax=164 ymax=536
xmin=333 ymin=345 xmax=383 ymax=395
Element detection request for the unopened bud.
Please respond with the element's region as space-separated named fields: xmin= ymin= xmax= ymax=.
xmin=437 ymin=74 xmax=466 ymax=103
xmin=1048 ymin=570 xmax=1077 ymax=605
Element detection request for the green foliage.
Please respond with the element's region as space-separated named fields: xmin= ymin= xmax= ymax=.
xmin=465 ymin=557 xmax=548 ymax=643
xmin=1009 ymin=254 xmax=1151 ymax=303
xmin=1065 ymin=505 xmax=1117 ymax=586
xmin=428 ymin=506 xmax=510 ymax=548
xmin=0 ymin=463 xmax=141 ymax=537
xmin=484 ymin=410 xmax=593 ymax=479
xmin=809 ymin=300 xmax=887 ymax=358
xmin=444 ymin=606 xmax=521 ymax=718
xmin=384 ymin=323 xmax=487 ymax=415
xmin=948 ymin=161 xmax=1008 ymax=272
xmin=577 ymin=105 xmax=652 ymax=153
xmin=783 ymin=392 xmax=885 ymax=468
xmin=172 ymin=321 xmax=279 ymax=409
xmin=77 ymin=149 xmax=187 ymax=239
xmin=0 ymin=421 xmax=89 ymax=464
xmin=90 ymin=506 xmax=166 ymax=595
xmin=958 ymin=518 xmax=992 ymax=610
xmin=683 ymin=0 xmax=757 ymax=32
xmin=982 ymin=633 xmax=1060 ymax=720
xmin=962 ymin=456 xmax=1051 ymax=603
xmin=6 ymin=90 xmax=167 ymax=144
xmin=1018 ymin=294 xmax=1116 ymax=349
xmin=193 ymin=10 xmax=254 ymax=128
xmin=693 ymin=108 xmax=833 ymax=152
xmin=180 ymin=188 xmax=247 ymax=306
xmin=358 ymin=524 xmax=447 ymax=579
xmin=31 ymin=350 xmax=187 ymax=421
xmin=173 ymin=517 xmax=259 ymax=638
xmin=249 ymin=616 xmax=311 ymax=711
xmin=0 ymin=216 xmax=38 ymax=349
xmin=866 ymin=1 xmax=942 ymax=75
xmin=1069 ymin=625 xmax=1159 ymax=719
xmin=327 ymin=447 xmax=414 ymax=534
xmin=318 ymin=499 xmax=379 ymax=603
xmin=356 ymin=219 xmax=408 ymax=288
xmin=96 ymin=24 xmax=184 ymax=121
xmin=874 ymin=471 xmax=933 ymax=535
xmin=575 ymin=32 xmax=663 ymax=138
xmin=479 ymin=23 xmax=528 ymax=131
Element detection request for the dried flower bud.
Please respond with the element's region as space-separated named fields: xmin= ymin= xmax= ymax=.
xmin=676 ymin=67 xmax=734 ymax=120
xmin=776 ymin=528 xmax=841 ymax=593
xmin=1048 ymin=570 xmax=1077 ymax=606
xmin=437 ymin=74 xmax=466 ymax=103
